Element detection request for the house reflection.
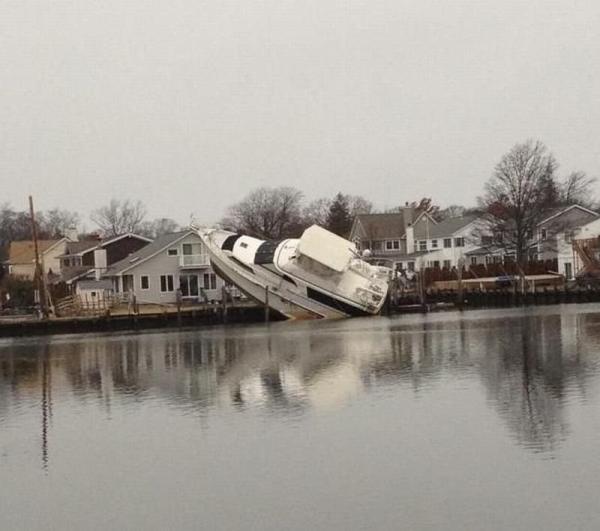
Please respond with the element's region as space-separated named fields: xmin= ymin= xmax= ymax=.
xmin=1 ymin=308 xmax=600 ymax=463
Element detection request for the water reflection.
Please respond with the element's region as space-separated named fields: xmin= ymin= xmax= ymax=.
xmin=2 ymin=306 xmax=600 ymax=468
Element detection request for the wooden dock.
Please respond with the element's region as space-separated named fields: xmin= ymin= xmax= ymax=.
xmin=0 ymin=301 xmax=271 ymax=337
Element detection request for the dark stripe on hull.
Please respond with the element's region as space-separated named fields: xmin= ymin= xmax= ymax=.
xmin=306 ymin=287 xmax=373 ymax=317
xmin=254 ymin=240 xmax=281 ymax=265
xmin=221 ymin=234 xmax=241 ymax=251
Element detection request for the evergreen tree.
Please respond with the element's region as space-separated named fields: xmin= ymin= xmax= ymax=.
xmin=326 ymin=193 xmax=353 ymax=237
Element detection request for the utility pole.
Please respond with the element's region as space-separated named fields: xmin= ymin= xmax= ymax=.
xmin=29 ymin=196 xmax=48 ymax=318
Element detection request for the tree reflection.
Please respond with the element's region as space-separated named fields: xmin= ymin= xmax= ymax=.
xmin=1 ymin=308 xmax=599 ymax=462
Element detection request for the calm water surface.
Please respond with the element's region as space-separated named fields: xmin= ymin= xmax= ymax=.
xmin=2 ymin=305 xmax=600 ymax=530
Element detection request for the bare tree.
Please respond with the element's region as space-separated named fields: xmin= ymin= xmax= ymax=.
xmin=139 ymin=218 xmax=180 ymax=238
xmin=302 ymin=194 xmax=373 ymax=229
xmin=478 ymin=140 xmax=558 ymax=266
xmin=91 ymin=199 xmax=147 ymax=237
xmin=302 ymin=198 xmax=331 ymax=227
xmin=559 ymin=171 xmax=597 ymax=208
xmin=222 ymin=187 xmax=304 ymax=239
xmin=346 ymin=195 xmax=373 ymax=217
xmin=437 ymin=204 xmax=466 ymax=220
xmin=40 ymin=208 xmax=80 ymax=238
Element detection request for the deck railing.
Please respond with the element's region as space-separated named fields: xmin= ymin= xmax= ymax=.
xmin=179 ymin=254 xmax=210 ymax=267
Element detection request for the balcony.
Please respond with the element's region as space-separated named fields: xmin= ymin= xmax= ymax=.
xmin=179 ymin=254 xmax=210 ymax=268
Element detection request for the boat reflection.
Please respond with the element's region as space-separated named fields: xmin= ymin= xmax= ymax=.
xmin=1 ymin=307 xmax=600 ymax=468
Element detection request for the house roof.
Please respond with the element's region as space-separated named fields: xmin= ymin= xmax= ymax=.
xmin=426 ymin=216 xmax=478 ymax=239
xmin=98 ymin=232 xmax=153 ymax=247
xmin=62 ymin=240 xmax=100 ymax=256
xmin=61 ymin=267 xmax=95 ymax=284
xmin=5 ymin=239 xmax=64 ymax=265
xmin=537 ymin=204 xmax=598 ymax=227
xmin=78 ymin=279 xmax=113 ymax=290
xmin=105 ymin=230 xmax=193 ymax=276
xmin=465 ymin=245 xmax=509 ymax=256
xmin=58 ymin=233 xmax=152 ymax=258
xmin=353 ymin=208 xmax=422 ymax=240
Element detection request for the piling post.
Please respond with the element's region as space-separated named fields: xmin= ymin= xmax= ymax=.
xmin=176 ymin=289 xmax=182 ymax=327
xmin=264 ymin=286 xmax=270 ymax=322
xmin=222 ymin=285 xmax=228 ymax=323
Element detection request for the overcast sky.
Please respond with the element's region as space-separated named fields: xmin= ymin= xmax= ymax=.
xmin=2 ymin=0 xmax=599 ymax=227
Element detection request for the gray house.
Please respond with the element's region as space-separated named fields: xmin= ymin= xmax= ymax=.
xmin=104 ymin=230 xmax=225 ymax=304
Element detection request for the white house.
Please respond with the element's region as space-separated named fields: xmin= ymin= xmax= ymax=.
xmin=104 ymin=230 xmax=225 ymax=304
xmin=407 ymin=215 xmax=483 ymax=270
xmin=556 ymin=217 xmax=600 ymax=280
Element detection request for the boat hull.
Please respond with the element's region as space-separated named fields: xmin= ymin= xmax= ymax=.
xmin=198 ymin=228 xmax=388 ymax=320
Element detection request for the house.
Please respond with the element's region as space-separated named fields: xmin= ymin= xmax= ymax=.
xmin=4 ymin=238 xmax=69 ymax=280
xmin=58 ymin=232 xmax=152 ymax=286
xmin=534 ymin=204 xmax=598 ymax=261
xmin=349 ymin=207 xmax=436 ymax=271
xmin=556 ymin=216 xmax=600 ymax=280
xmin=104 ymin=230 xmax=225 ymax=304
xmin=465 ymin=204 xmax=598 ymax=268
xmin=350 ymin=208 xmax=485 ymax=271
xmin=414 ymin=215 xmax=482 ymax=269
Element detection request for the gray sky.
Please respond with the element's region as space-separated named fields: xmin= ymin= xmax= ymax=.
xmin=2 ymin=0 xmax=599 ymax=227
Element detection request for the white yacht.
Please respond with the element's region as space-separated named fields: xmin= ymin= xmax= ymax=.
xmin=197 ymin=225 xmax=391 ymax=319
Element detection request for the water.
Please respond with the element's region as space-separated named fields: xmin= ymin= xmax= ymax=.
xmin=2 ymin=305 xmax=600 ymax=530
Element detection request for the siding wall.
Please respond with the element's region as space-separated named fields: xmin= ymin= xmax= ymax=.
xmin=114 ymin=233 xmax=224 ymax=304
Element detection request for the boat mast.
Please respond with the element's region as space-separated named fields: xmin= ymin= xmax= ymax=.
xmin=29 ymin=195 xmax=48 ymax=318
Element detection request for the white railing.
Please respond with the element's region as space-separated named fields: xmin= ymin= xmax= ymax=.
xmin=179 ymin=254 xmax=210 ymax=267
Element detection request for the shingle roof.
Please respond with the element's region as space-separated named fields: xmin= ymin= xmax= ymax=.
xmin=6 ymin=240 xmax=63 ymax=264
xmin=63 ymin=240 xmax=100 ymax=255
xmin=78 ymin=279 xmax=113 ymax=290
xmin=105 ymin=230 xmax=191 ymax=276
xmin=427 ymin=216 xmax=478 ymax=239
xmin=354 ymin=209 xmax=419 ymax=239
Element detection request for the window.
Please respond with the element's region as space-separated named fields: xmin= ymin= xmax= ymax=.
xmin=565 ymin=262 xmax=573 ymax=279
xmin=180 ymin=274 xmax=199 ymax=297
xmin=419 ymin=240 xmax=427 ymax=251
xmin=485 ymin=256 xmax=492 ymax=265
xmin=160 ymin=275 xmax=174 ymax=292
xmin=386 ymin=241 xmax=393 ymax=250
xmin=493 ymin=256 xmax=502 ymax=264
xmin=470 ymin=256 xmax=477 ymax=265
xmin=203 ymin=273 xmax=217 ymax=290
xmin=541 ymin=229 xmax=547 ymax=241
xmin=443 ymin=260 xmax=451 ymax=269
xmin=140 ymin=275 xmax=149 ymax=290
xmin=431 ymin=239 xmax=438 ymax=249
xmin=443 ymin=238 xmax=452 ymax=248
xmin=407 ymin=262 xmax=415 ymax=272
xmin=454 ymin=237 xmax=465 ymax=247
xmin=393 ymin=240 xmax=399 ymax=250
xmin=182 ymin=243 xmax=202 ymax=255
xmin=432 ymin=260 xmax=440 ymax=268
xmin=168 ymin=248 xmax=178 ymax=256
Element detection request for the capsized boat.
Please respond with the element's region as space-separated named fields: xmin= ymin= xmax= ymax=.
xmin=197 ymin=224 xmax=391 ymax=319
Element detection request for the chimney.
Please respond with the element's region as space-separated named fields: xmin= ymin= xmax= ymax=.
xmin=94 ymin=249 xmax=107 ymax=280
xmin=66 ymin=226 xmax=79 ymax=242
xmin=406 ymin=224 xmax=415 ymax=254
